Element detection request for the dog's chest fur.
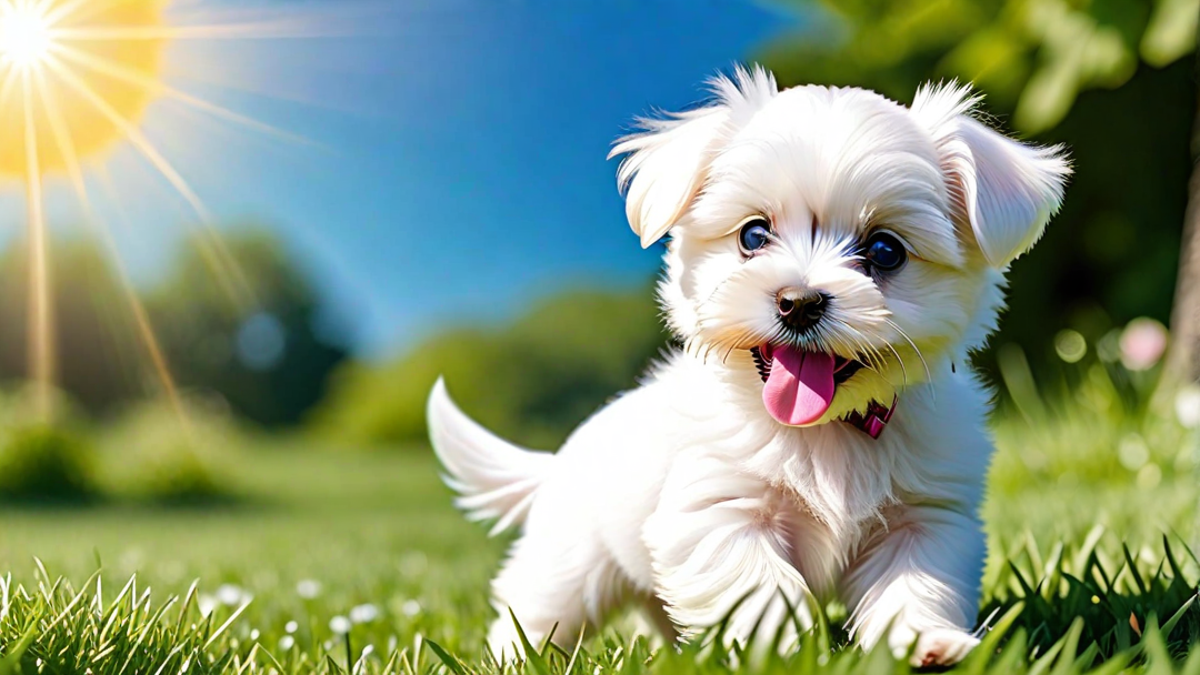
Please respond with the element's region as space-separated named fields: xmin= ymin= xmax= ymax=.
xmin=648 ymin=351 xmax=985 ymax=595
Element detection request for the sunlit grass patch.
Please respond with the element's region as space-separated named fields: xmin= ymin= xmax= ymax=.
xmin=0 ymin=533 xmax=1196 ymax=674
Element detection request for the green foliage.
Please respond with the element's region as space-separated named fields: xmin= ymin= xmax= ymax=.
xmin=311 ymin=286 xmax=668 ymax=449
xmin=0 ymin=424 xmax=95 ymax=505
xmin=146 ymin=228 xmax=351 ymax=428
xmin=762 ymin=0 xmax=1195 ymax=133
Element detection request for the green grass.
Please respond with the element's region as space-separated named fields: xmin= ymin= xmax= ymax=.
xmin=0 ymin=383 xmax=1195 ymax=673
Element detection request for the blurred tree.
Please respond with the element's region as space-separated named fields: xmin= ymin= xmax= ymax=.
xmin=0 ymin=237 xmax=145 ymax=414
xmin=1165 ymin=50 xmax=1200 ymax=386
xmin=310 ymin=287 xmax=669 ymax=449
xmin=759 ymin=0 xmax=1197 ymax=378
xmin=145 ymin=229 xmax=351 ymax=427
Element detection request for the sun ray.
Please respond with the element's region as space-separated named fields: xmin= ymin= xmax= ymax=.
xmin=51 ymin=41 xmax=313 ymax=146
xmin=32 ymin=63 xmax=191 ymax=434
xmin=40 ymin=0 xmax=117 ymax=28
xmin=0 ymin=64 xmax=19 ymax=108
xmin=40 ymin=0 xmax=89 ymax=27
xmin=51 ymin=19 xmax=328 ymax=42
xmin=21 ymin=68 xmax=53 ymax=422
xmin=43 ymin=53 xmax=254 ymax=309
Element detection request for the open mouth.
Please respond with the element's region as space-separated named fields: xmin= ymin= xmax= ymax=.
xmin=751 ymin=345 xmax=863 ymax=386
xmin=749 ymin=343 xmax=865 ymax=426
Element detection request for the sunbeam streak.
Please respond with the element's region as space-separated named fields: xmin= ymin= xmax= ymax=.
xmin=33 ymin=64 xmax=190 ymax=433
xmin=51 ymin=42 xmax=312 ymax=146
xmin=45 ymin=54 xmax=254 ymax=308
xmin=22 ymin=70 xmax=53 ymax=422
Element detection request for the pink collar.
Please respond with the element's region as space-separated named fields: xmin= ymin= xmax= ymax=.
xmin=843 ymin=396 xmax=897 ymax=439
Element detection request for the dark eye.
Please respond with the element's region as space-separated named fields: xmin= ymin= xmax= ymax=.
xmin=863 ymin=231 xmax=907 ymax=272
xmin=738 ymin=218 xmax=772 ymax=255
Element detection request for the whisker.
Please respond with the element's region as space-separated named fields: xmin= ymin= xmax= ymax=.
xmin=840 ymin=323 xmax=889 ymax=377
xmin=720 ymin=342 xmax=739 ymax=365
xmin=885 ymin=319 xmax=934 ymax=396
xmin=881 ymin=341 xmax=909 ymax=386
xmin=859 ymin=324 xmax=911 ymax=387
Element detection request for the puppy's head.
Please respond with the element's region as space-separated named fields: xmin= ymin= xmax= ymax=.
xmin=611 ymin=67 xmax=1069 ymax=429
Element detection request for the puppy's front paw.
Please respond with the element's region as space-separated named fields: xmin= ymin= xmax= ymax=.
xmin=909 ymin=628 xmax=979 ymax=668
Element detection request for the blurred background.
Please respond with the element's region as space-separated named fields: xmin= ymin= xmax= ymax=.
xmin=0 ymin=0 xmax=1196 ymax=643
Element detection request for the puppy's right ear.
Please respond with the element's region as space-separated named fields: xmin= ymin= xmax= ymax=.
xmin=609 ymin=106 xmax=732 ymax=248
xmin=910 ymin=81 xmax=1070 ymax=268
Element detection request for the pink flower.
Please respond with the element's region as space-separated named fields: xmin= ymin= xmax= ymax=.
xmin=1119 ymin=318 xmax=1167 ymax=371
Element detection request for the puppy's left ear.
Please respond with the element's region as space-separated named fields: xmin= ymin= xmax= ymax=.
xmin=911 ymin=82 xmax=1071 ymax=268
xmin=609 ymin=66 xmax=777 ymax=248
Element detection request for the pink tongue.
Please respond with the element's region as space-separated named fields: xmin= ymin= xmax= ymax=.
xmin=762 ymin=346 xmax=836 ymax=426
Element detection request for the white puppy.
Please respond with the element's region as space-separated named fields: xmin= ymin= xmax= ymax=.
xmin=428 ymin=66 xmax=1068 ymax=667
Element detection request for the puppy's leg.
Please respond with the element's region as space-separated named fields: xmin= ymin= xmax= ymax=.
xmin=843 ymin=505 xmax=984 ymax=667
xmin=486 ymin=529 xmax=623 ymax=659
xmin=645 ymin=458 xmax=812 ymax=652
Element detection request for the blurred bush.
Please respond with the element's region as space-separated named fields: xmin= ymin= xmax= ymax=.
xmin=0 ymin=385 xmax=244 ymax=506
xmin=759 ymin=0 xmax=1196 ymax=376
xmin=310 ymin=286 xmax=669 ymax=449
xmin=0 ymin=387 xmax=97 ymax=504
xmin=95 ymin=396 xmax=240 ymax=505
xmin=0 ymin=425 xmax=96 ymax=505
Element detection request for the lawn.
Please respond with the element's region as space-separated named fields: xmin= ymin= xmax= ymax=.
xmin=0 ymin=381 xmax=1196 ymax=674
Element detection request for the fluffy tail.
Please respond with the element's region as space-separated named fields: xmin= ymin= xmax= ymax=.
xmin=427 ymin=378 xmax=555 ymax=536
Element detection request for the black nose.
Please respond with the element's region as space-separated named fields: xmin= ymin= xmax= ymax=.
xmin=777 ymin=291 xmax=830 ymax=332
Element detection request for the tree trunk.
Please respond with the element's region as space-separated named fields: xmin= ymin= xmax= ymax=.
xmin=1163 ymin=43 xmax=1200 ymax=389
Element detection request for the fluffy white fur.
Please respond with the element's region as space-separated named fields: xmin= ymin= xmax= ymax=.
xmin=427 ymin=66 xmax=1069 ymax=667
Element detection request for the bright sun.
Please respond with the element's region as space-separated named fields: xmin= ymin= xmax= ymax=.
xmin=0 ymin=6 xmax=53 ymax=67
xmin=0 ymin=0 xmax=166 ymax=176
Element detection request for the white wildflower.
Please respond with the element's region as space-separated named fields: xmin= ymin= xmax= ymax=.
xmin=216 ymin=584 xmax=249 ymax=606
xmin=401 ymin=600 xmax=421 ymax=617
xmin=197 ymin=594 xmax=217 ymax=618
xmin=285 ymin=620 xmax=298 ymax=634
xmin=350 ymin=604 xmax=379 ymax=624
xmin=278 ymin=635 xmax=295 ymax=651
xmin=329 ymin=616 xmax=352 ymax=634
xmin=296 ymin=579 xmax=322 ymax=599
xmin=1176 ymin=385 xmax=1200 ymax=429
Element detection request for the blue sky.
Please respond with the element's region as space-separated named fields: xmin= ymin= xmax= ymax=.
xmin=12 ymin=0 xmax=804 ymax=357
